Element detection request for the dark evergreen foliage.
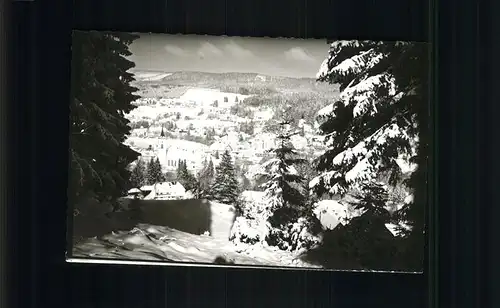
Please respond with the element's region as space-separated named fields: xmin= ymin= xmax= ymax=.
xmin=197 ymin=158 xmax=215 ymax=197
xmin=130 ymin=158 xmax=146 ymax=188
xmin=310 ymin=40 xmax=428 ymax=270
xmin=146 ymin=157 xmax=165 ymax=185
xmin=211 ymin=150 xmax=239 ymax=205
xmin=176 ymin=159 xmax=198 ymax=193
xmin=350 ymin=182 xmax=392 ymax=220
xmin=68 ymin=31 xmax=140 ymax=209
xmin=256 ymin=120 xmax=320 ymax=251
xmin=260 ymin=120 xmax=307 ymax=217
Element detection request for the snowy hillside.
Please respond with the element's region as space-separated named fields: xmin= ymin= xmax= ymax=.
xmin=180 ymin=88 xmax=253 ymax=106
xmin=133 ymin=72 xmax=173 ymax=81
xmin=73 ymin=223 xmax=320 ymax=268
xmin=72 ymin=192 xmax=321 ymax=268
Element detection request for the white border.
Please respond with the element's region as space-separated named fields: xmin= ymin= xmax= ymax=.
xmin=66 ymin=258 xmax=422 ymax=274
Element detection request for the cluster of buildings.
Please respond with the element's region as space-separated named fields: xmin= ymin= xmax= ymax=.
xmin=179 ymin=88 xmax=251 ymax=110
xmin=146 ymin=138 xmax=211 ymax=174
xmin=127 ymin=181 xmax=189 ymax=200
xmin=125 ymin=86 xmax=326 ymax=193
xmin=128 ymin=127 xmax=317 ymax=178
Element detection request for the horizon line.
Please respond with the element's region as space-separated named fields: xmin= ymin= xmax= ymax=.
xmin=128 ymin=68 xmax=318 ymax=80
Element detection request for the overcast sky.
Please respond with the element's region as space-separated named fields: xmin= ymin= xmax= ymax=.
xmin=127 ymin=33 xmax=330 ymax=78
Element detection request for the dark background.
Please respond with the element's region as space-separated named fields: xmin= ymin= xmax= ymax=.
xmin=4 ymin=0 xmax=497 ymax=307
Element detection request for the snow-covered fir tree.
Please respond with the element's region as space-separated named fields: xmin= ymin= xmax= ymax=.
xmin=350 ymin=182 xmax=391 ymax=221
xmin=68 ymin=31 xmax=140 ymax=211
xmin=311 ymin=40 xmax=428 ymax=270
xmin=313 ymin=182 xmax=398 ymax=270
xmin=175 ymin=159 xmax=186 ymax=178
xmin=211 ymin=150 xmax=239 ymax=205
xmin=130 ymin=158 xmax=146 ymax=188
xmin=146 ymin=157 xmax=165 ymax=185
xmin=294 ymin=150 xmax=318 ymax=197
xmin=197 ymin=158 xmax=215 ymax=197
xmin=257 ymin=120 xmax=320 ymax=251
xmin=176 ymin=159 xmax=198 ymax=193
xmin=260 ymin=120 xmax=306 ymax=219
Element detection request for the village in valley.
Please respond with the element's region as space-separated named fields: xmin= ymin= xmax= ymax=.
xmin=70 ymin=34 xmax=424 ymax=271
xmin=123 ymin=71 xmax=332 ymax=202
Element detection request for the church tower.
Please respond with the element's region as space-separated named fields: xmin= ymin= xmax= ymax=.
xmin=156 ymin=125 xmax=168 ymax=173
xmin=158 ymin=125 xmax=166 ymax=149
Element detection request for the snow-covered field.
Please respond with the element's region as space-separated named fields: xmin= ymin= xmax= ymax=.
xmin=134 ymin=72 xmax=173 ymax=81
xmin=127 ymin=104 xmax=183 ymax=120
xmin=180 ymin=88 xmax=253 ymax=103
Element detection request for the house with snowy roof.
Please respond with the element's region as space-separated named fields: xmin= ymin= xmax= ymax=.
xmin=255 ymin=75 xmax=266 ymax=82
xmin=155 ymin=139 xmax=209 ymax=174
xmin=151 ymin=181 xmax=187 ymax=200
xmin=210 ymin=131 xmax=242 ymax=151
xmin=254 ymin=110 xmax=274 ymax=122
xmin=139 ymin=185 xmax=154 ymax=196
xmin=249 ymin=132 xmax=277 ymax=153
xmin=180 ymin=88 xmax=250 ymax=109
xmin=210 ymin=141 xmax=233 ymax=154
xmin=126 ymin=188 xmax=143 ymax=199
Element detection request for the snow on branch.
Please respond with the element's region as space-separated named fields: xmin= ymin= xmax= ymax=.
xmin=309 ymin=170 xmax=343 ymax=191
xmin=316 ymin=41 xmax=365 ymax=80
xmin=310 ymin=121 xmax=415 ymax=194
xmin=342 ymin=73 xmax=395 ymax=99
xmin=330 ymin=49 xmax=384 ymax=79
xmin=316 ymin=58 xmax=330 ymax=80
xmin=329 ymin=40 xmax=363 ymax=49
xmin=317 ymin=57 xmax=402 ymax=122
xmin=341 ymin=73 xmax=400 ymax=118
xmin=313 ymin=40 xmax=424 ymax=200
xmin=317 ymin=103 xmax=336 ymax=118
xmin=317 ymin=40 xmax=385 ymax=80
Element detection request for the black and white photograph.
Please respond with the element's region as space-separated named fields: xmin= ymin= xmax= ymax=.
xmin=67 ymin=31 xmax=429 ymax=272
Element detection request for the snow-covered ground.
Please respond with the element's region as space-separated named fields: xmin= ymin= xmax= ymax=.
xmin=71 ymin=190 xmax=404 ymax=269
xmin=134 ymin=72 xmax=173 ymax=81
xmin=180 ymin=88 xmax=253 ymax=107
xmin=72 ymin=194 xmax=321 ymax=269
xmin=127 ymin=104 xmax=181 ymax=120
xmin=313 ymin=200 xmax=366 ymax=230
xmin=72 ymin=223 xmax=320 ymax=268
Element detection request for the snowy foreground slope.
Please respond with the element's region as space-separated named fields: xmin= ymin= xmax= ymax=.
xmin=71 ymin=190 xmax=404 ymax=268
xmin=72 ymin=198 xmax=321 ymax=268
xmin=72 ymin=224 xmax=320 ymax=268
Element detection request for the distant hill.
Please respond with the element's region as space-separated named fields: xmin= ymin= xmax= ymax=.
xmin=131 ymin=70 xmax=339 ymax=95
xmin=132 ymin=70 xmax=314 ymax=83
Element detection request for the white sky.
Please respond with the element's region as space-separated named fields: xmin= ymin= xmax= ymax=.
xmin=127 ymin=33 xmax=330 ymax=78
